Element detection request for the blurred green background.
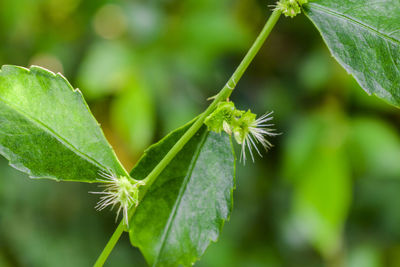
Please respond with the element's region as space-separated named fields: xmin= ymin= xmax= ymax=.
xmin=1 ymin=0 xmax=400 ymax=266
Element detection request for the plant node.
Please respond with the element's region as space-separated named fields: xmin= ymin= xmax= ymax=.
xmin=205 ymin=101 xmax=279 ymax=162
xmin=92 ymin=170 xmax=145 ymax=226
xmin=274 ymin=0 xmax=308 ymax=18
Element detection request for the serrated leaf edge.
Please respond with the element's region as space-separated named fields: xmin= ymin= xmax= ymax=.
xmin=0 ymin=65 xmax=128 ymax=182
xmin=304 ymin=3 xmax=400 ymax=108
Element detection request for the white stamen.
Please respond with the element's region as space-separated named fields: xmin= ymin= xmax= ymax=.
xmin=240 ymin=112 xmax=279 ymax=163
xmin=90 ymin=169 xmax=144 ymax=226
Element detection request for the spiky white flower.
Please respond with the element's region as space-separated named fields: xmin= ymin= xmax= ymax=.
xmin=204 ymin=101 xmax=279 ymax=163
xmin=91 ymin=170 xmax=144 ymax=226
xmin=234 ymin=111 xmax=279 ymax=163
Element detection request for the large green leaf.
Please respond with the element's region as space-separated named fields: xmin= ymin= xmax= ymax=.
xmin=304 ymin=0 xmax=400 ymax=107
xmin=0 ymin=65 xmax=128 ymax=182
xmin=129 ymin=123 xmax=235 ymax=267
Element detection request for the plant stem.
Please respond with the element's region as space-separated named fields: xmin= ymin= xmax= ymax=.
xmin=228 ymin=9 xmax=282 ymax=91
xmin=94 ymin=9 xmax=281 ymax=266
xmin=142 ymin=8 xmax=281 ymax=187
xmin=94 ymin=219 xmax=125 ymax=267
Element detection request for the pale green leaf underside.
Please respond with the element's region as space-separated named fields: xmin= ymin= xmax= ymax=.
xmin=0 ymin=65 xmax=128 ymax=182
xmin=304 ymin=0 xmax=400 ymax=107
xmin=129 ymin=123 xmax=235 ymax=267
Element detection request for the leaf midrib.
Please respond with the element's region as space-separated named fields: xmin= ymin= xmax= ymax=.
xmin=152 ymin=130 xmax=209 ymax=266
xmin=307 ymin=3 xmax=400 ymax=45
xmin=0 ymin=96 xmax=107 ymax=178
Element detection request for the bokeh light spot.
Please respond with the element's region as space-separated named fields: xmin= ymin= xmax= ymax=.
xmin=93 ymin=4 xmax=127 ymax=40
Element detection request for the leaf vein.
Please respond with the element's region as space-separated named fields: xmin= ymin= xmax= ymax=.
xmin=0 ymin=97 xmax=107 ymax=179
xmin=307 ymin=3 xmax=400 ymax=45
xmin=152 ymin=131 xmax=209 ymax=266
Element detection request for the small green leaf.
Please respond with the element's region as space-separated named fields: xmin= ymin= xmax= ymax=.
xmin=129 ymin=123 xmax=235 ymax=267
xmin=0 ymin=65 xmax=128 ymax=182
xmin=304 ymin=0 xmax=400 ymax=107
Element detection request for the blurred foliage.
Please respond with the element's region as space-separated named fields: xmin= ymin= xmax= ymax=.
xmin=1 ymin=0 xmax=400 ymax=266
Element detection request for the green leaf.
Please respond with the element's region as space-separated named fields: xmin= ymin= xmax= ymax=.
xmin=129 ymin=123 xmax=235 ymax=267
xmin=304 ymin=0 xmax=400 ymax=107
xmin=0 ymin=65 xmax=128 ymax=182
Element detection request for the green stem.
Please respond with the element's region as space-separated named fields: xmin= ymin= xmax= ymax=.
xmin=94 ymin=220 xmax=125 ymax=267
xmin=94 ymin=9 xmax=281 ymax=266
xmin=142 ymin=8 xmax=281 ymax=187
xmin=229 ymin=9 xmax=282 ymax=91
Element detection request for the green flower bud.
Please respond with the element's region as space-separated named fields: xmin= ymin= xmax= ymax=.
xmin=204 ymin=101 xmax=278 ymax=163
xmin=275 ymin=0 xmax=301 ymax=18
xmin=205 ymin=101 xmax=237 ymax=133
xmin=232 ymin=110 xmax=256 ymax=144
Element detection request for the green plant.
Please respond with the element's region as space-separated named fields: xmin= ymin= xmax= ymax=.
xmin=0 ymin=0 xmax=399 ymax=266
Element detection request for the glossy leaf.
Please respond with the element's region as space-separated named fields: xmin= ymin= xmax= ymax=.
xmin=129 ymin=123 xmax=235 ymax=267
xmin=0 ymin=65 xmax=128 ymax=182
xmin=304 ymin=0 xmax=400 ymax=107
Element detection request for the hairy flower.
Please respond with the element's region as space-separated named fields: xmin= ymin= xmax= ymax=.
xmin=91 ymin=170 xmax=144 ymax=225
xmin=204 ymin=101 xmax=242 ymax=134
xmin=205 ymin=101 xmax=279 ymax=163
xmin=233 ymin=111 xmax=278 ymax=163
xmin=274 ymin=0 xmax=308 ymax=18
